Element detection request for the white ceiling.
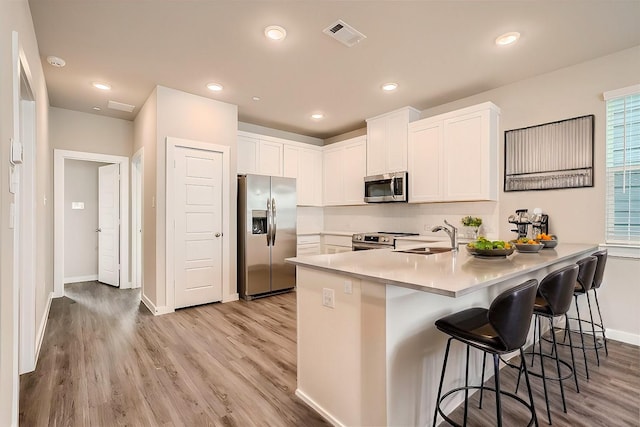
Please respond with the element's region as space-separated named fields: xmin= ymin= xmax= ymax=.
xmin=28 ymin=1 xmax=640 ymax=139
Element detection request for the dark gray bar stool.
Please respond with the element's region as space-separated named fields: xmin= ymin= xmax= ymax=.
xmin=433 ymin=279 xmax=539 ymax=427
xmin=517 ymin=264 xmax=580 ymax=425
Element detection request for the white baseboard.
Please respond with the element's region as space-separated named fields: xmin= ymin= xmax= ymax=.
xmin=295 ymin=389 xmax=345 ymax=427
xmin=222 ymin=293 xmax=239 ymax=303
xmin=34 ymin=292 xmax=53 ymax=369
xmin=607 ymin=328 xmax=640 ymax=346
xmin=63 ymin=274 xmax=98 ymax=284
xmin=141 ymin=293 xmax=174 ymax=316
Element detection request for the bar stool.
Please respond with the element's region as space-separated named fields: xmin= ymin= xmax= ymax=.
xmin=567 ymin=256 xmax=598 ymax=379
xmin=580 ymin=250 xmax=609 ymax=361
xmin=433 ymin=279 xmax=539 ymax=427
xmin=516 ymin=264 xmax=580 ymax=425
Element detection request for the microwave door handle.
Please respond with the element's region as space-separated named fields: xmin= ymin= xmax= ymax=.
xmin=390 ymin=176 xmax=396 ymax=199
xmin=266 ymin=198 xmax=272 ymax=246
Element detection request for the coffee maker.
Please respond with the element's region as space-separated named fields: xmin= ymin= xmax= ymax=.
xmin=508 ymin=208 xmax=549 ymax=239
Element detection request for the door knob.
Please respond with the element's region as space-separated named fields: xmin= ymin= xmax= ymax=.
xmin=215 ymin=232 xmax=222 ymax=237
xmin=96 ymin=228 xmax=102 ymax=232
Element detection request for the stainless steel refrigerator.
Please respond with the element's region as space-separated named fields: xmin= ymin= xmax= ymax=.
xmin=238 ymin=174 xmax=297 ymax=300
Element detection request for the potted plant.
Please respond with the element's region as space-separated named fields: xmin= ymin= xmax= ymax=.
xmin=461 ymin=216 xmax=483 ymax=239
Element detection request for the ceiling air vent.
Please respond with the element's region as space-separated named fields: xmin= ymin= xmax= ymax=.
xmin=108 ymin=100 xmax=135 ymax=113
xmin=323 ymin=19 xmax=366 ymax=47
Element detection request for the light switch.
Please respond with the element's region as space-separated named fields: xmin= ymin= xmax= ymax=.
xmin=71 ymin=202 xmax=85 ymax=210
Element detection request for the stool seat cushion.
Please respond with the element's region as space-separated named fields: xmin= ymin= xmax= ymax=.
xmin=435 ymin=307 xmax=503 ymax=352
xmin=533 ymin=295 xmax=553 ymax=316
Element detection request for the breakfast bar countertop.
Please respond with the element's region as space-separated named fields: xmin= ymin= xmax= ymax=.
xmin=287 ymin=243 xmax=598 ymax=297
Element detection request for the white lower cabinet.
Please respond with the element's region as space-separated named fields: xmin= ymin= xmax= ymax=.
xmin=297 ymin=234 xmax=321 ymax=256
xmin=321 ymin=234 xmax=352 ymax=254
xmin=323 ymin=136 xmax=366 ymax=206
xmin=408 ymin=102 xmax=500 ymax=203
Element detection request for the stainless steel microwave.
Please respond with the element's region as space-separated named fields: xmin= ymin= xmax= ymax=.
xmin=364 ymin=172 xmax=408 ymax=203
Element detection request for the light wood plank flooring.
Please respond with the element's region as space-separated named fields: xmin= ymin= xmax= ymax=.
xmin=20 ymin=282 xmax=328 ymax=426
xmin=21 ymin=282 xmax=640 ymax=426
xmin=440 ymin=331 xmax=640 ymax=426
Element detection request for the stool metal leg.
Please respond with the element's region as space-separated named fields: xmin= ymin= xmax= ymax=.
xmin=520 ymin=348 xmax=539 ymax=427
xmin=537 ymin=315 xmax=551 ymax=424
xmin=565 ymin=313 xmax=580 ymax=393
xmin=585 ymin=292 xmax=601 ymax=366
xmin=575 ymin=295 xmax=590 ymax=380
xmin=433 ymin=338 xmax=453 ymax=427
xmin=493 ymin=354 xmax=503 ymax=427
xmin=549 ymin=317 xmax=567 ymax=413
xmin=594 ymin=289 xmax=609 ymax=356
xmin=479 ymin=352 xmax=487 ymax=409
xmin=463 ymin=345 xmax=470 ymax=426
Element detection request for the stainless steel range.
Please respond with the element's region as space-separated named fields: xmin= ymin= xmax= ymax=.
xmin=351 ymin=232 xmax=419 ymax=251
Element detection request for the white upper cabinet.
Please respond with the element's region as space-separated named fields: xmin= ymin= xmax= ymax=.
xmin=366 ymin=107 xmax=420 ymax=176
xmin=237 ymin=132 xmax=283 ymax=176
xmin=284 ymin=143 xmax=323 ymax=206
xmin=408 ymin=102 xmax=500 ymax=203
xmin=323 ymin=136 xmax=366 ymax=206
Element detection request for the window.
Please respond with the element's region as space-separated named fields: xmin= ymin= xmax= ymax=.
xmin=604 ymin=85 xmax=640 ymax=245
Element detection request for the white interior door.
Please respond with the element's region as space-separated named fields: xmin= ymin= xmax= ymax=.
xmin=174 ymin=146 xmax=223 ymax=309
xmin=98 ymin=164 xmax=120 ymax=286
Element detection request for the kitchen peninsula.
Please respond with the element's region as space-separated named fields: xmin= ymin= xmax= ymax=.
xmin=287 ymin=243 xmax=597 ymax=426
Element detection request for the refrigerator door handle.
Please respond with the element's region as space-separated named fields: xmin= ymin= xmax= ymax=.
xmin=271 ymin=197 xmax=277 ymax=245
xmin=266 ymin=198 xmax=272 ymax=246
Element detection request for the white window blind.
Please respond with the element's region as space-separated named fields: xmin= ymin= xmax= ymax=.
xmin=605 ymin=85 xmax=640 ymax=245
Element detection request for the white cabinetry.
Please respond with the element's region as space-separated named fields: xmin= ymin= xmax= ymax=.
xmin=322 ymin=234 xmax=352 ymax=254
xmin=284 ymin=143 xmax=323 ymax=206
xmin=323 ymin=136 xmax=366 ymax=206
xmin=237 ymin=132 xmax=283 ymax=176
xmin=366 ymin=107 xmax=420 ymax=175
xmin=408 ymin=102 xmax=500 ymax=203
xmin=297 ymin=234 xmax=321 ymax=256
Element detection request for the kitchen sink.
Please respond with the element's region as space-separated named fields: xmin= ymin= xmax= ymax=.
xmin=395 ymin=247 xmax=453 ymax=255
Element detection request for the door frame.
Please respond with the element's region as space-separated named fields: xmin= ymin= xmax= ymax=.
xmin=165 ymin=137 xmax=230 ymax=311
xmin=54 ymin=150 xmax=130 ymax=297
xmin=131 ymin=147 xmax=143 ymax=289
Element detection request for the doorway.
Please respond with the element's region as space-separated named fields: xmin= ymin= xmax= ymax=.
xmin=54 ymin=150 xmax=130 ymax=297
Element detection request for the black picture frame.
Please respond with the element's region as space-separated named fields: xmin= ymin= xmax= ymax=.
xmin=504 ymin=114 xmax=594 ymax=192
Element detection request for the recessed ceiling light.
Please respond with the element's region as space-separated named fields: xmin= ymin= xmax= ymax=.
xmin=252 ymin=96 xmax=261 ymax=101
xmin=495 ymin=31 xmax=520 ymax=46
xmin=265 ymin=25 xmax=287 ymax=41
xmin=206 ymin=82 xmax=223 ymax=91
xmin=46 ymin=56 xmax=66 ymax=68
xmin=381 ymin=82 xmax=398 ymax=92
xmin=92 ymin=82 xmax=111 ymax=91
xmin=311 ymin=113 xmax=324 ymax=120
xmin=92 ymin=106 xmax=101 ymax=111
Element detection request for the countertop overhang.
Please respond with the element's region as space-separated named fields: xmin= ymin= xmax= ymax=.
xmin=286 ymin=243 xmax=598 ymax=297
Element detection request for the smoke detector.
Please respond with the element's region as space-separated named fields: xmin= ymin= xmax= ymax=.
xmin=108 ymin=100 xmax=135 ymax=113
xmin=323 ymin=19 xmax=366 ymax=47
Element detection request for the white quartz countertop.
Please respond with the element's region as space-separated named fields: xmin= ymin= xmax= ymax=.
xmin=286 ymin=243 xmax=598 ymax=297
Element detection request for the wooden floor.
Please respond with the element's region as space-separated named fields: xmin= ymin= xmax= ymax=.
xmin=20 ymin=282 xmax=328 ymax=427
xmin=441 ymin=331 xmax=640 ymax=426
xmin=20 ymin=282 xmax=640 ymax=427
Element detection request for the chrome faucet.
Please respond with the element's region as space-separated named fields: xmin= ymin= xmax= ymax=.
xmin=431 ymin=220 xmax=458 ymax=251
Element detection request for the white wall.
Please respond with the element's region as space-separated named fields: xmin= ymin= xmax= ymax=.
xmin=63 ymin=160 xmax=108 ymax=281
xmin=0 ymin=0 xmax=50 ymax=424
xmin=134 ymin=86 xmax=238 ymax=311
xmin=50 ymin=107 xmax=133 ymax=157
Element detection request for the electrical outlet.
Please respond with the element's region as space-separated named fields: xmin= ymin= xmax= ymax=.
xmin=322 ymin=288 xmax=335 ymax=308
xmin=343 ymin=280 xmax=352 ymax=294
